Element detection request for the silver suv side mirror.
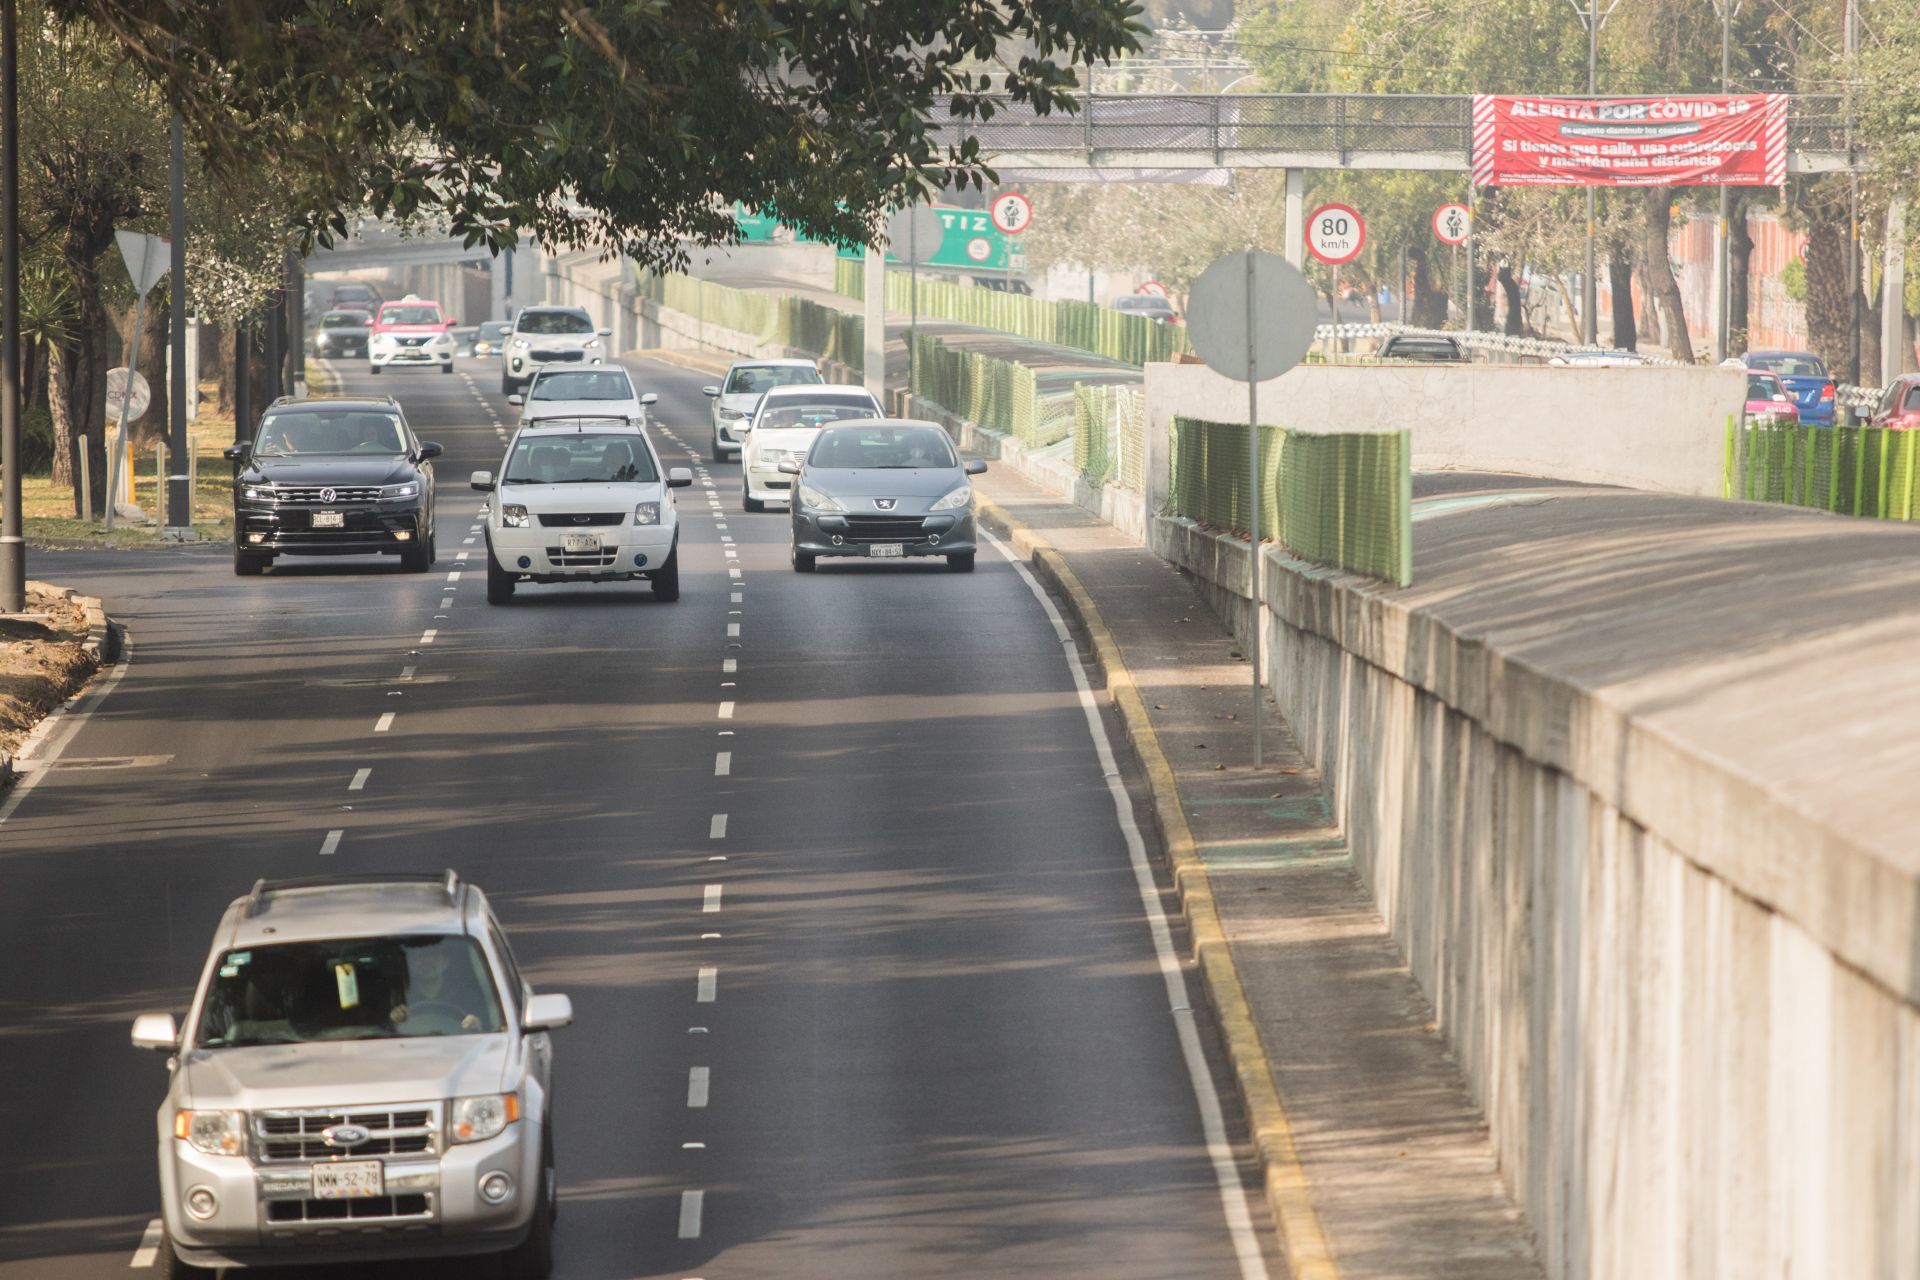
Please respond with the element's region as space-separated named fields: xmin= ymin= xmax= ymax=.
xmin=131 ymin=1012 xmax=179 ymax=1052
xmin=523 ymin=993 xmax=573 ymax=1031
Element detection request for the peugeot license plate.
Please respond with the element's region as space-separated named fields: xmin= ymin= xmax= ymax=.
xmin=312 ymin=1160 xmax=383 ymax=1199
xmin=869 ymin=543 xmax=904 ymax=558
xmin=312 ymin=511 xmax=344 ymax=528
xmin=563 ymin=533 xmax=601 ymax=553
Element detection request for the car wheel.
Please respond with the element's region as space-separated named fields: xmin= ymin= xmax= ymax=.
xmin=234 ymin=549 xmax=268 ymax=576
xmin=502 ymin=375 xmax=518 ymax=397
xmin=946 ymin=552 xmax=976 ymax=573
xmin=153 ymin=1229 xmax=214 ymax=1279
xmin=400 ymin=537 xmax=431 ymax=572
xmin=369 ymin=364 xmax=382 ymax=376
xmin=497 ymin=1130 xmax=555 ymax=1280
xmin=743 ymin=480 xmax=764 ymax=514
xmin=792 ymin=543 xmax=816 ymax=574
xmin=651 ymin=541 xmax=681 ymax=602
xmin=440 ymin=362 xmax=453 ymax=374
xmin=487 ymin=552 xmax=516 ymax=604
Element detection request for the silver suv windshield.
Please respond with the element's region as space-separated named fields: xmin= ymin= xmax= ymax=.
xmin=194 ymin=934 xmax=506 ymax=1048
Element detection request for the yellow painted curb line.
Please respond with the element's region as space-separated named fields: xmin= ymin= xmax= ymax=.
xmin=979 ymin=494 xmax=1340 ymax=1280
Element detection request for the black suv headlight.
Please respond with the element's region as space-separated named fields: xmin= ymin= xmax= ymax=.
xmin=241 ymin=482 xmax=275 ymax=503
xmin=381 ymin=481 xmax=421 ymax=500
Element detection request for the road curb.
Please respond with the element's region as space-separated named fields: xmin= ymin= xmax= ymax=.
xmin=976 ymin=495 xmax=1340 ymax=1280
xmin=2 ymin=583 xmax=119 ymax=794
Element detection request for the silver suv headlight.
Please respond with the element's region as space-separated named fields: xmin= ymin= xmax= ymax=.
xmin=929 ymin=484 xmax=971 ymax=512
xmin=501 ymin=504 xmax=531 ymax=528
xmin=449 ymin=1094 xmax=518 ymax=1144
xmin=175 ymin=1109 xmax=247 ymax=1156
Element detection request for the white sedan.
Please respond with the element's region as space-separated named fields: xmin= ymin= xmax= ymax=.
xmin=740 ymin=384 xmax=884 ymax=512
xmin=472 ymin=417 xmax=692 ymax=604
xmin=510 ymin=366 xmax=657 ymax=427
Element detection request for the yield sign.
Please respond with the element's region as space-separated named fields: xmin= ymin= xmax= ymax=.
xmin=114 ymin=230 xmax=172 ymax=298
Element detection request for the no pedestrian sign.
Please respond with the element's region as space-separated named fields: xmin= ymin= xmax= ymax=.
xmin=1433 ymin=203 xmax=1471 ymax=245
xmin=1306 ymin=204 xmax=1365 ymax=266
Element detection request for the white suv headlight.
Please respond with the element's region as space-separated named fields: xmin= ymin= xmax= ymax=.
xmin=449 ymin=1094 xmax=519 ymax=1144
xmin=634 ymin=501 xmax=661 ymax=525
xmin=929 ymin=484 xmax=971 ymax=512
xmin=501 ymin=504 xmax=531 ymax=528
xmin=582 ymin=338 xmax=602 ymax=351
xmin=174 ymin=1109 xmax=246 ymax=1156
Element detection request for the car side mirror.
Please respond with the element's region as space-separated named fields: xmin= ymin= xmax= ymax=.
xmin=131 ymin=1012 xmax=178 ymax=1052
xmin=777 ymin=461 xmax=801 ymax=476
xmin=523 ymin=993 xmax=573 ymax=1032
xmin=964 ymin=459 xmax=988 ymax=475
xmin=416 ymin=442 xmax=443 ymax=461
xmin=666 ymin=467 xmax=694 ymax=489
xmin=507 ymin=394 xmax=523 ymax=406
xmin=640 ymin=393 xmax=658 ymax=406
xmin=223 ymin=442 xmax=250 ymax=462
xmin=597 ymin=327 xmax=612 ymax=337
xmin=701 ymin=386 xmax=721 ymax=398
xmin=470 ymin=471 xmax=495 ymax=492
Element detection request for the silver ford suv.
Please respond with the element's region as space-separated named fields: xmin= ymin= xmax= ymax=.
xmin=129 ymin=872 xmax=571 ymax=1278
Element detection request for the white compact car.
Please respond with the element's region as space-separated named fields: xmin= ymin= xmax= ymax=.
xmin=509 ymin=366 xmax=656 ymax=427
xmin=701 ymin=359 xmax=823 ymax=461
xmin=740 ymin=384 xmax=883 ymax=512
xmin=501 ymin=307 xmax=612 ymax=396
xmin=471 ymin=417 xmax=692 ymax=604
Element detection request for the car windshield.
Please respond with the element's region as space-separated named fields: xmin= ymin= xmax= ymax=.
xmin=194 ymin=934 xmax=505 ymax=1048
xmin=1751 ymin=354 xmax=1827 ymax=378
xmin=479 ymin=322 xmax=513 ymax=339
xmin=531 ymin=371 xmax=633 ymax=401
xmin=1906 ymin=387 xmax=1920 ymax=413
xmin=515 ymin=311 xmax=594 ymax=335
xmin=726 ymin=365 xmax=821 ymax=396
xmin=1747 ymin=374 xmax=1784 ymax=399
xmin=809 ymin=425 xmax=956 ymax=469
xmin=255 ymin=411 xmax=408 ymax=456
xmin=504 ymin=432 xmax=658 ymax=484
xmin=380 ymin=306 xmax=441 ymax=326
xmin=757 ymin=395 xmax=881 ymax=430
xmin=321 ymin=313 xmax=365 ymax=330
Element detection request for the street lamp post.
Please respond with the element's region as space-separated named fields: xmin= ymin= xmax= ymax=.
xmin=167 ymin=113 xmax=190 ymax=535
xmin=1564 ymin=0 xmax=1623 ymax=348
xmin=0 ymin=0 xmax=22 ymax=614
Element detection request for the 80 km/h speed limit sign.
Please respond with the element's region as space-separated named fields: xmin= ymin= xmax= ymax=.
xmin=1306 ymin=204 xmax=1365 ymax=266
xmin=989 ymin=192 xmax=1033 ymax=236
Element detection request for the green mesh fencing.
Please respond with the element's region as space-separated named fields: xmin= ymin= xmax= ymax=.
xmin=1171 ymin=418 xmax=1412 ymax=587
xmin=1073 ymin=383 xmax=1148 ymax=489
xmin=1724 ymin=418 xmax=1920 ymax=519
xmin=635 ymin=269 xmax=863 ymax=374
xmin=884 ymin=272 xmax=1187 ymax=367
xmin=835 ymin=258 xmax=864 ymax=301
xmin=907 ymin=333 xmax=1061 ymax=445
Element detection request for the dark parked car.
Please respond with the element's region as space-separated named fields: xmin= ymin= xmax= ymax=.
xmin=223 ymin=396 xmax=442 ymax=576
xmin=1378 ymin=335 xmax=1465 ymax=362
xmin=311 ymin=309 xmax=372 ymax=359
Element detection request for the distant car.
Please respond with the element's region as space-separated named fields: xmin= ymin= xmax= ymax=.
xmin=329 ymin=281 xmax=380 ymax=314
xmin=1378 ymin=335 xmax=1464 ymax=362
xmin=740 ymin=384 xmax=884 ymax=512
xmin=971 ymin=276 xmax=1034 ymax=295
xmin=502 ymin=306 xmax=611 ymax=397
xmin=1112 ymin=293 xmax=1179 ymax=324
xmin=701 ymin=359 xmax=823 ymax=462
xmin=1547 ymin=346 xmax=1645 ymax=367
xmin=472 ymin=321 xmax=514 ymax=359
xmin=1743 ymin=370 xmax=1801 ymax=425
xmin=1743 ymin=350 xmax=1836 ymax=426
xmin=1870 ymin=374 xmax=1920 ymax=430
xmin=510 ymin=366 xmax=656 ymax=429
xmin=129 ymin=871 xmax=571 ymax=1278
xmin=471 ymin=416 xmax=692 ymax=604
xmin=369 ymin=296 xmax=455 ymax=375
xmin=784 ymin=419 xmax=987 ymax=573
xmin=311 ymin=310 xmax=371 ymax=360
xmin=451 ymin=325 xmax=479 ymax=357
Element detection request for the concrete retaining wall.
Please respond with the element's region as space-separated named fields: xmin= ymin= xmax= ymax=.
xmin=1144 ymin=361 xmax=1745 ymax=498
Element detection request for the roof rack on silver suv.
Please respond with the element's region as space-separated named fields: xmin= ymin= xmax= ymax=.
xmin=243 ymin=869 xmax=462 ymax=918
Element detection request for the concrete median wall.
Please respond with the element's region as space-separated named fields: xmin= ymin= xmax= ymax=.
xmin=1145 ymin=361 xmax=1745 ymax=497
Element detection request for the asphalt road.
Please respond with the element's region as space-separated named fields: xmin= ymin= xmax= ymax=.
xmin=0 ymin=355 xmax=1280 ymax=1278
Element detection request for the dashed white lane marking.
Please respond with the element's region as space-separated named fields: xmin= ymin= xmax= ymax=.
xmin=732 ymin=593 xmax=743 ymax=603
xmin=726 ymin=623 xmax=740 ymax=637
xmin=728 ymin=567 xmax=742 ymax=579
xmin=463 ymin=537 xmax=476 ymax=545
xmin=709 ymin=814 xmax=727 ymax=839
xmin=678 ymin=1189 xmax=705 ymax=1238
xmin=687 ymin=1067 xmax=710 ymax=1108
xmin=420 ymin=630 xmax=437 ymax=645
xmin=703 ymin=885 xmax=723 ymax=914
xmin=696 ymin=968 xmax=717 ymax=1002
xmin=718 ymin=702 xmax=734 ymax=719
xmin=375 ymin=712 xmax=396 ymax=733
xmin=447 ymin=571 xmax=462 ymax=582
xmin=349 ymin=768 xmax=371 ymax=792
xmin=723 ymin=658 xmax=738 ymax=673
xmin=399 ymin=665 xmax=415 ymax=681
xmin=714 ymin=752 xmax=731 ymax=776
xmin=319 ymin=830 xmax=343 ymax=857
xmin=456 ymin=551 xmax=470 ymax=561
xmin=130 ymin=1218 xmax=162 ymax=1267
xmin=728 ymin=610 xmax=741 ymax=616
xmin=720 ymin=536 xmax=734 ymax=544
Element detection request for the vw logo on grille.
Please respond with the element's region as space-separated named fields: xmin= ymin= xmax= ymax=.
xmin=320 ymin=1124 xmax=370 ymax=1149
xmin=319 ymin=487 xmax=337 ymax=504
xmin=872 ymin=498 xmax=897 ymax=511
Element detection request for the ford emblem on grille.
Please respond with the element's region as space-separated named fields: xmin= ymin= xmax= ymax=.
xmin=320 ymin=487 xmax=337 ymax=504
xmin=572 ymin=514 xmax=590 ymax=524
xmin=873 ymin=498 xmax=897 ymax=511
xmin=320 ymin=1124 xmax=370 ymax=1149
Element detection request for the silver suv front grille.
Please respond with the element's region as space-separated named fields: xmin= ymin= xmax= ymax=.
xmin=253 ymin=1105 xmax=441 ymax=1163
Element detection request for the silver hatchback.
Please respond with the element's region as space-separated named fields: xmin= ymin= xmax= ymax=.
xmin=784 ymin=419 xmax=986 ymax=573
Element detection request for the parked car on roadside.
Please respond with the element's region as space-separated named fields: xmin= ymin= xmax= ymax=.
xmin=1743 ymin=350 xmax=1837 ymax=426
xmin=1870 ymin=374 xmax=1920 ymax=430
xmin=1378 ymin=335 xmax=1464 ymax=362
xmin=1744 ymin=370 xmax=1801 ymax=425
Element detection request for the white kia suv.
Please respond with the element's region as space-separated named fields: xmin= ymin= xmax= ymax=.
xmin=501 ymin=307 xmax=611 ymax=396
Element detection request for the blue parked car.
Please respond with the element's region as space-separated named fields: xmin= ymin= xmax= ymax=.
xmin=1743 ymin=350 xmax=1837 ymax=426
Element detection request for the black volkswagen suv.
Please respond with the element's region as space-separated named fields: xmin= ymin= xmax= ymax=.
xmin=223 ymin=396 xmax=442 ymax=576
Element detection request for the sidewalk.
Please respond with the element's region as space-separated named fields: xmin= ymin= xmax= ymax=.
xmin=972 ymin=465 xmax=1544 ymax=1280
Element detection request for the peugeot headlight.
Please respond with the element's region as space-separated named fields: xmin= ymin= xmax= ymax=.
xmin=501 ymin=504 xmax=531 ymax=528
xmin=797 ymin=483 xmax=844 ymax=513
xmin=449 ymin=1094 xmax=518 ymax=1144
xmin=929 ymin=484 xmax=971 ymax=512
xmin=242 ymin=482 xmax=275 ymax=503
xmin=174 ymin=1109 xmax=246 ymax=1157
xmin=381 ymin=481 xmax=420 ymax=500
xmin=634 ymin=501 xmax=661 ymax=526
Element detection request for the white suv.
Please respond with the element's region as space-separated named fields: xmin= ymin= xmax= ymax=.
xmin=472 ymin=416 xmax=692 ymax=604
xmin=501 ymin=306 xmax=611 ymax=396
xmin=130 ymin=871 xmax=572 ymax=1278
xmin=740 ymin=383 xmax=883 ymax=511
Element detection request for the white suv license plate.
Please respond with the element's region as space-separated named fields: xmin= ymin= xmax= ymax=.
xmin=563 ymin=533 xmax=602 ymax=553
xmin=869 ymin=543 xmax=904 ymax=558
xmin=312 ymin=511 xmax=344 ymax=528
xmin=312 ymin=1160 xmax=384 ymax=1199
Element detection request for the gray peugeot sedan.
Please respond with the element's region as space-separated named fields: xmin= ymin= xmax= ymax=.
xmin=782 ymin=420 xmax=986 ymax=573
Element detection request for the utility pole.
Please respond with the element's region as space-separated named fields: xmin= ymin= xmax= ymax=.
xmin=1844 ymin=0 xmax=1861 ymax=399
xmin=166 ymin=114 xmax=190 ymax=536
xmin=233 ymin=324 xmax=251 ymax=449
xmin=1712 ymin=0 xmax=1738 ymax=363
xmin=1564 ymin=0 xmax=1623 ymax=347
xmin=0 ymin=0 xmax=21 ymax=614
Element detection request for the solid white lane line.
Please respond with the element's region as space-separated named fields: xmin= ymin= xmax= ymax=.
xmin=982 ymin=528 xmax=1273 ymax=1280
xmin=678 ymin=1190 xmax=705 ymax=1238
xmin=319 ymin=830 xmax=343 ymax=857
xmin=349 ymin=768 xmax=371 ymax=792
xmin=703 ymin=885 xmax=723 ymax=913
xmin=709 ymin=814 xmax=727 ymax=839
xmin=723 ymin=658 xmax=737 ymax=673
xmin=0 ymin=631 xmax=136 ymax=831
xmin=687 ymin=1067 xmax=710 ymax=1108
xmin=714 ymin=752 xmax=731 ymax=776
xmin=696 ymin=968 xmax=717 ymax=1002
xmin=375 ymin=712 xmax=396 ymax=733
xmin=718 ymin=702 xmax=734 ymax=719
xmin=129 ymin=1218 xmax=162 ymax=1267
xmin=420 ymin=630 xmax=437 ymax=644
xmin=726 ymin=623 xmax=740 ymax=637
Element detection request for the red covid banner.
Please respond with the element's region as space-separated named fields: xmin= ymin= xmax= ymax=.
xmin=1471 ymin=95 xmax=1788 ymax=188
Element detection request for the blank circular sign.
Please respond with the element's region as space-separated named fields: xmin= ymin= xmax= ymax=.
xmin=105 ymin=367 xmax=152 ymax=422
xmin=1185 ymin=251 xmax=1319 ymax=383
xmin=883 ymin=206 xmax=946 ymax=266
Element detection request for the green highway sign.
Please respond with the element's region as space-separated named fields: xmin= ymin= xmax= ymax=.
xmin=731 ymin=205 xmax=782 ymax=243
xmin=838 ymin=205 xmax=1024 ymax=273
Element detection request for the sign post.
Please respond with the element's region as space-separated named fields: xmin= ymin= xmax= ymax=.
xmin=104 ymin=230 xmax=170 ymax=530
xmin=1185 ymin=251 xmax=1319 ymax=768
xmin=884 ymin=206 xmax=945 ymax=403
xmin=1307 ymin=204 xmax=1365 ymax=356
